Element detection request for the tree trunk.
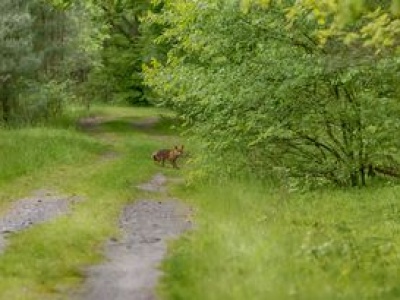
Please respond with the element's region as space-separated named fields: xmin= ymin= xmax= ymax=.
xmin=360 ymin=165 xmax=366 ymax=186
xmin=350 ymin=171 xmax=358 ymax=187
xmin=1 ymin=95 xmax=11 ymax=123
xmin=0 ymin=82 xmax=12 ymax=123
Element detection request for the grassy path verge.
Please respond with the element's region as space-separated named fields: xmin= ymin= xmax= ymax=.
xmin=0 ymin=106 xmax=183 ymax=300
xmin=160 ymin=179 xmax=400 ymax=300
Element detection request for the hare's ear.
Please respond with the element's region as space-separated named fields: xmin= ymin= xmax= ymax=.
xmin=174 ymin=145 xmax=178 ymax=149
xmin=180 ymin=145 xmax=184 ymax=150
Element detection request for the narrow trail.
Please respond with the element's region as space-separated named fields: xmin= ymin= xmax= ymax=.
xmin=74 ymin=115 xmax=191 ymax=300
xmin=76 ymin=173 xmax=191 ymax=300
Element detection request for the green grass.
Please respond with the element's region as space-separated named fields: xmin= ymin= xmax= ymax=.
xmin=0 ymin=105 xmax=183 ymax=299
xmin=98 ymin=116 xmax=180 ymax=135
xmin=0 ymin=128 xmax=105 ymax=187
xmin=5 ymin=104 xmax=400 ymax=300
xmin=79 ymin=104 xmax=174 ymax=120
xmin=160 ymin=180 xmax=400 ymax=300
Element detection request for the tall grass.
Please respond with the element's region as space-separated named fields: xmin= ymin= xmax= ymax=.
xmin=0 ymin=128 xmax=104 ymax=186
xmin=161 ymin=180 xmax=400 ymax=300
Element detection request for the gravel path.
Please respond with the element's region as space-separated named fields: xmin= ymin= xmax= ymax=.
xmin=75 ymin=173 xmax=191 ymax=300
xmin=0 ymin=190 xmax=79 ymax=253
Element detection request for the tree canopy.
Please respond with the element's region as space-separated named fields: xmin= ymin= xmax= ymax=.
xmin=144 ymin=0 xmax=400 ymax=187
xmin=1 ymin=0 xmax=399 ymax=187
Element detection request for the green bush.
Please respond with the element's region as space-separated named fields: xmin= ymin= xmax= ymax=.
xmin=144 ymin=0 xmax=400 ymax=187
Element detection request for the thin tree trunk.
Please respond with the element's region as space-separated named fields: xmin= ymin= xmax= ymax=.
xmin=1 ymin=81 xmax=12 ymax=123
xmin=360 ymin=166 xmax=366 ymax=186
xmin=1 ymin=95 xmax=11 ymax=123
xmin=350 ymin=171 xmax=359 ymax=187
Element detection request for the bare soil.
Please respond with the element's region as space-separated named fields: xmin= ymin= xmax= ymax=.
xmin=75 ymin=173 xmax=191 ymax=300
xmin=131 ymin=117 xmax=160 ymax=130
xmin=0 ymin=175 xmax=190 ymax=300
xmin=0 ymin=190 xmax=80 ymax=253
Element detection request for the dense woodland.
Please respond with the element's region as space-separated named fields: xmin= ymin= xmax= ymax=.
xmin=1 ymin=0 xmax=400 ymax=187
xmin=1 ymin=1 xmax=400 ymax=299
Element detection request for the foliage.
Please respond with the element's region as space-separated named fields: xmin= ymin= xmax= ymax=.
xmin=74 ymin=0 xmax=166 ymax=105
xmin=0 ymin=0 xmax=41 ymax=123
xmin=144 ymin=0 xmax=400 ymax=187
xmin=283 ymin=0 xmax=400 ymax=51
xmin=15 ymin=80 xmax=77 ymax=125
xmin=247 ymin=0 xmax=400 ymax=51
xmin=1 ymin=0 xmax=168 ymax=122
xmin=0 ymin=0 xmax=100 ymax=126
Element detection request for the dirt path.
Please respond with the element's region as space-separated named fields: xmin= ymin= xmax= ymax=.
xmin=74 ymin=116 xmax=191 ymax=300
xmin=75 ymin=173 xmax=191 ymax=300
xmin=0 ymin=190 xmax=80 ymax=254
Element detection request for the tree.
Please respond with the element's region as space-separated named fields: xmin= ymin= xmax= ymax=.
xmin=283 ymin=0 xmax=400 ymax=51
xmin=42 ymin=0 xmax=168 ymax=106
xmin=0 ymin=0 xmax=41 ymax=123
xmin=76 ymin=0 xmax=165 ymax=105
xmin=144 ymin=0 xmax=400 ymax=187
